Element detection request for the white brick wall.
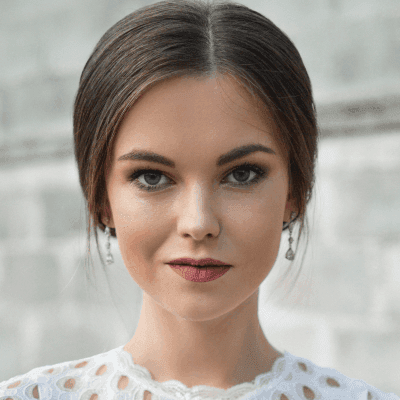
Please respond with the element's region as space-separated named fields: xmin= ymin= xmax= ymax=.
xmin=0 ymin=0 xmax=399 ymax=396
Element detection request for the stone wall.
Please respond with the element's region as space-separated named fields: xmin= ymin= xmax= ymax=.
xmin=0 ymin=0 xmax=399 ymax=395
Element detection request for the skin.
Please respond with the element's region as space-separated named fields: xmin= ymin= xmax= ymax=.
xmin=102 ymin=74 xmax=297 ymax=392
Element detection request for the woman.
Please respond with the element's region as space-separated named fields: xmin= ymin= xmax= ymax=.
xmin=1 ymin=1 xmax=398 ymax=399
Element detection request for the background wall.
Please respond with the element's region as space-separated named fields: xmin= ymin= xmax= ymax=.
xmin=1 ymin=0 xmax=399 ymax=395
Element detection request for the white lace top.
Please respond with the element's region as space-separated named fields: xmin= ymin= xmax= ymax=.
xmin=0 ymin=345 xmax=398 ymax=400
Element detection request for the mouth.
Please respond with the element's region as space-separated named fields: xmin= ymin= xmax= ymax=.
xmin=168 ymin=263 xmax=231 ymax=282
xmin=167 ymin=258 xmax=231 ymax=267
xmin=168 ymin=264 xmax=227 ymax=268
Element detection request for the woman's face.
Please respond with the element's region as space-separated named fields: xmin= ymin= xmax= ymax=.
xmin=104 ymin=75 xmax=296 ymax=321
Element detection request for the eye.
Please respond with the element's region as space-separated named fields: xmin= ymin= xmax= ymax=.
xmin=223 ymin=163 xmax=266 ymax=186
xmin=128 ymin=161 xmax=268 ymax=192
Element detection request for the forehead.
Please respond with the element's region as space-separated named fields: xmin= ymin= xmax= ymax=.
xmin=113 ymin=74 xmax=283 ymax=160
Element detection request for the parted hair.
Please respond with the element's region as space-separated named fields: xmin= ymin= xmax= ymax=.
xmin=73 ymin=0 xmax=319 ymax=298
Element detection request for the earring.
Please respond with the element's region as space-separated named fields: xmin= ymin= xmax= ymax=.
xmin=105 ymin=225 xmax=114 ymax=265
xmin=285 ymin=212 xmax=296 ymax=261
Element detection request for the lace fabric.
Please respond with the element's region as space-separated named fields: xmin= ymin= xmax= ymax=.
xmin=0 ymin=344 xmax=399 ymax=400
xmin=117 ymin=345 xmax=287 ymax=399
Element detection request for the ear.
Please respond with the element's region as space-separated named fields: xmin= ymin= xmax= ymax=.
xmin=101 ymin=197 xmax=115 ymax=228
xmin=284 ymin=197 xmax=298 ymax=225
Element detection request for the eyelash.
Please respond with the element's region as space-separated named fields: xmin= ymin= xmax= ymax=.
xmin=127 ymin=162 xmax=268 ymax=192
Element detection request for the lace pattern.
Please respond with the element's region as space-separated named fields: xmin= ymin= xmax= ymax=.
xmin=0 ymin=345 xmax=399 ymax=400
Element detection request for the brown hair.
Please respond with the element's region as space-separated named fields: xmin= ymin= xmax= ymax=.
xmin=73 ymin=0 xmax=319 ymax=299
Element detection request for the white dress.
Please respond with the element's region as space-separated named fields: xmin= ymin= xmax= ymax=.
xmin=0 ymin=345 xmax=398 ymax=400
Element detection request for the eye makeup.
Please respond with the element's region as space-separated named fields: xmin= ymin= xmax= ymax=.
xmin=127 ymin=161 xmax=268 ymax=192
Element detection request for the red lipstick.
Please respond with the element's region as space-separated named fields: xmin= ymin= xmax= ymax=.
xmin=167 ymin=258 xmax=232 ymax=282
xmin=167 ymin=258 xmax=231 ymax=267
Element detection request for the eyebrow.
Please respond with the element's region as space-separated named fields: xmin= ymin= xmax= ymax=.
xmin=118 ymin=143 xmax=276 ymax=168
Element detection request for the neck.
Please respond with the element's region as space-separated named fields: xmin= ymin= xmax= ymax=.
xmin=123 ymin=290 xmax=283 ymax=389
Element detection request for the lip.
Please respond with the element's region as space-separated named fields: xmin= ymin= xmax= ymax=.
xmin=169 ymin=264 xmax=231 ymax=282
xmin=167 ymin=257 xmax=231 ymax=267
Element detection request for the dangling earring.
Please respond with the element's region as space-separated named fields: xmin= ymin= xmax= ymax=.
xmin=104 ymin=225 xmax=114 ymax=265
xmin=285 ymin=212 xmax=296 ymax=261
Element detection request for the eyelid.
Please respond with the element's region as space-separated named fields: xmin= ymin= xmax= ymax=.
xmin=130 ymin=161 xmax=267 ymax=181
xmin=126 ymin=160 xmax=270 ymax=194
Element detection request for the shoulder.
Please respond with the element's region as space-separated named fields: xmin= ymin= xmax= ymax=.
xmin=259 ymin=351 xmax=400 ymax=400
xmin=0 ymin=347 xmax=121 ymax=400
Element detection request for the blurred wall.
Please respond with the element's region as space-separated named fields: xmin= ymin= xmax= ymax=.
xmin=1 ymin=0 xmax=399 ymax=395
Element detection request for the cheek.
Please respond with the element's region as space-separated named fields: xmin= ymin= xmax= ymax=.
xmin=113 ymin=199 xmax=170 ymax=278
xmin=117 ymin=218 xmax=165 ymax=261
xmin=117 ymin=231 xmax=159 ymax=291
xmin=225 ymin=187 xmax=285 ymax=232
xmin=241 ymin=220 xmax=282 ymax=264
xmin=112 ymin=183 xmax=168 ymax=229
xmin=226 ymin=192 xmax=285 ymax=267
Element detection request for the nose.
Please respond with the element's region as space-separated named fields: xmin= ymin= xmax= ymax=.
xmin=175 ymin=182 xmax=221 ymax=241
